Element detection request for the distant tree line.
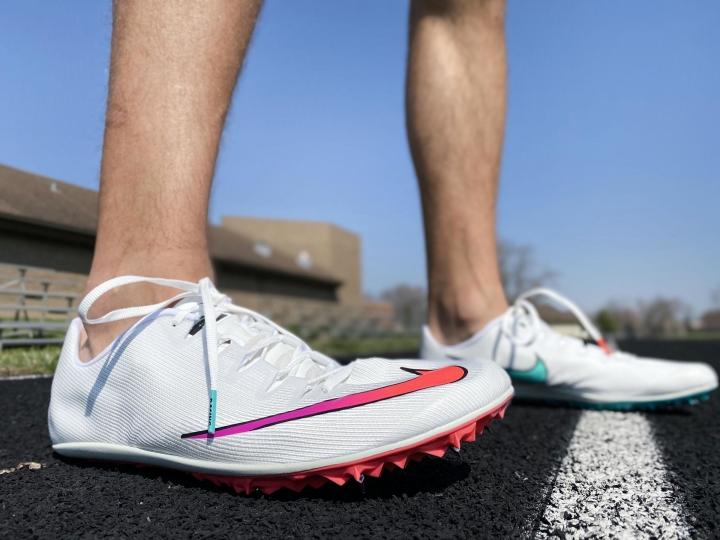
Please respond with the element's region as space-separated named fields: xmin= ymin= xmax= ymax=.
xmin=595 ymin=298 xmax=691 ymax=338
xmin=379 ymin=240 xmax=554 ymax=331
xmin=378 ymin=242 xmax=712 ymax=337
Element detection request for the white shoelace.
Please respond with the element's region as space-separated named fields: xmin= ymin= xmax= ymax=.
xmin=501 ymin=287 xmax=611 ymax=355
xmin=79 ymin=276 xmax=351 ymax=435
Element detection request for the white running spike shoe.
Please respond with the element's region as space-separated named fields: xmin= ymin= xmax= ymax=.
xmin=422 ymin=288 xmax=717 ymax=410
xmin=49 ymin=276 xmax=512 ymax=494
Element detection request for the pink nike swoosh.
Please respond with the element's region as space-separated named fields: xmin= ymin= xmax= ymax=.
xmin=181 ymin=365 xmax=468 ymax=440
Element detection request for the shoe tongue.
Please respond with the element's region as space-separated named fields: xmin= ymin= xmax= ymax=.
xmin=220 ymin=315 xmax=326 ymax=379
xmin=258 ymin=340 xmax=328 ymax=379
xmin=543 ymin=323 xmax=606 ymax=356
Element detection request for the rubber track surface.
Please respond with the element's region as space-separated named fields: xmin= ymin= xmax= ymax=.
xmin=1 ymin=341 xmax=718 ymax=538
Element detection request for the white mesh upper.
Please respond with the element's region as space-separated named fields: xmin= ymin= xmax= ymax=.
xmin=421 ymin=298 xmax=718 ymax=402
xmin=49 ymin=313 xmax=511 ymax=469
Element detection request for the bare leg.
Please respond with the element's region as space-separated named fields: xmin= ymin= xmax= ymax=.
xmin=407 ymin=0 xmax=508 ymax=344
xmin=82 ymin=0 xmax=262 ymax=358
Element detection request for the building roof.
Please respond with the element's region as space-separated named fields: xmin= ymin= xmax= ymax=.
xmin=0 ymin=164 xmax=98 ymax=234
xmin=0 ymin=164 xmax=339 ymax=285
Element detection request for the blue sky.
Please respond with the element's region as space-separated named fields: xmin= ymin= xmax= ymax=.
xmin=1 ymin=1 xmax=719 ymax=314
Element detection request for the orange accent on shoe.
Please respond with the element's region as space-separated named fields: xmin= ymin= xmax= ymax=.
xmin=597 ymin=338 xmax=612 ymax=355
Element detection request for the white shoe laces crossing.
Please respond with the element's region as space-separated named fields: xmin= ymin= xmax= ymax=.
xmin=501 ymin=287 xmax=611 ymax=355
xmin=79 ymin=276 xmax=351 ymax=435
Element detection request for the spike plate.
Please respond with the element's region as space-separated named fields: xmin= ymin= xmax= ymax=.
xmin=192 ymin=398 xmax=511 ymax=495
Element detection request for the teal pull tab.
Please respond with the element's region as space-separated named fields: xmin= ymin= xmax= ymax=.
xmin=208 ymin=389 xmax=218 ymax=435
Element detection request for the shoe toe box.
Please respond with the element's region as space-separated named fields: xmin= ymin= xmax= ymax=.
xmin=670 ymin=360 xmax=718 ymax=392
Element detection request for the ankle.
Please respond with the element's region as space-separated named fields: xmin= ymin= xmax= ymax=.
xmin=79 ymin=251 xmax=214 ymax=360
xmin=85 ymin=244 xmax=213 ymax=287
xmin=427 ymin=290 xmax=507 ymax=346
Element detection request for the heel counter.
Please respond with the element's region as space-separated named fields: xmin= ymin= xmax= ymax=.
xmin=47 ymin=319 xmax=82 ymax=445
xmin=420 ymin=325 xmax=444 ymax=360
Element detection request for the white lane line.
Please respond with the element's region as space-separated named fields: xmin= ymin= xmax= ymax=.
xmin=536 ymin=410 xmax=692 ymax=539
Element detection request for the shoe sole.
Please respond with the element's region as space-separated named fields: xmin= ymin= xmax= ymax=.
xmin=193 ymin=397 xmax=511 ymax=494
xmin=513 ymin=384 xmax=714 ymax=411
xmin=54 ymin=396 xmax=511 ymax=495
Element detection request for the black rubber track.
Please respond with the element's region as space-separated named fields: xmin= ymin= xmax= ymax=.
xmin=1 ymin=341 xmax=718 ymax=539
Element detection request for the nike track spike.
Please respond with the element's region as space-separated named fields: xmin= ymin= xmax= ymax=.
xmin=422 ymin=287 xmax=717 ymax=410
xmin=49 ymin=276 xmax=513 ymax=494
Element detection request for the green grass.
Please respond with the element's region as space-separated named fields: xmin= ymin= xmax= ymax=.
xmin=677 ymin=331 xmax=720 ymax=341
xmin=0 ymin=335 xmax=420 ymax=377
xmin=0 ymin=346 xmax=60 ymax=377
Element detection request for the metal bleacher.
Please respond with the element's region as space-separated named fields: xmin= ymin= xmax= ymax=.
xmin=0 ymin=266 xmax=401 ymax=349
xmin=254 ymin=296 xmax=398 ymax=341
xmin=0 ymin=266 xmax=82 ymax=349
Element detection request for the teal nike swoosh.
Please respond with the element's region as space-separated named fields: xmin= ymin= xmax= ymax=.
xmin=444 ymin=353 xmax=548 ymax=384
xmin=507 ymin=356 xmax=548 ymax=384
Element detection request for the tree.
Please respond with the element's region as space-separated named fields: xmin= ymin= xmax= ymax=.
xmin=596 ymin=298 xmax=689 ymax=338
xmin=379 ymin=284 xmax=426 ymax=331
xmin=638 ymin=297 xmax=688 ymax=337
xmin=595 ymin=309 xmax=618 ymax=335
xmin=595 ymin=302 xmax=642 ymax=338
xmin=498 ymin=240 xmax=556 ymax=301
xmin=378 ymin=241 xmax=554 ymax=330
xmin=712 ymin=288 xmax=720 ymax=308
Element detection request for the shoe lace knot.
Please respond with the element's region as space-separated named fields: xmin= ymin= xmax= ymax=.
xmin=501 ymin=287 xmax=612 ymax=356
